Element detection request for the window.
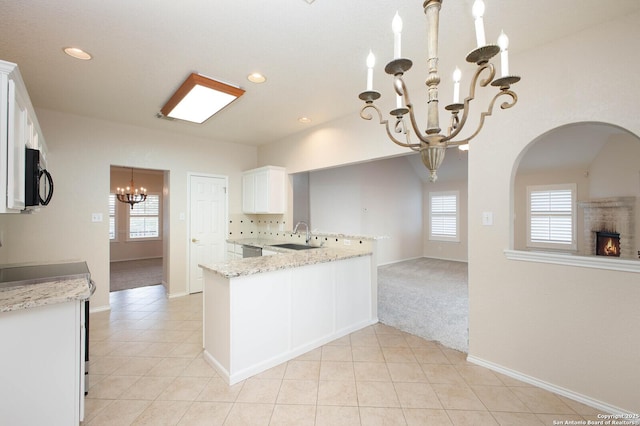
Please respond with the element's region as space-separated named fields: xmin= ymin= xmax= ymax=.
xmin=527 ymin=184 xmax=576 ymax=250
xmin=430 ymin=191 xmax=459 ymax=242
xmin=129 ymin=194 xmax=161 ymax=239
xmin=108 ymin=194 xmax=116 ymax=240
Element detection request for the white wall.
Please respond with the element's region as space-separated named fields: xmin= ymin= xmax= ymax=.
xmin=259 ymin=10 xmax=640 ymax=413
xmin=309 ymin=156 xmax=423 ymax=265
xmin=467 ymin=13 xmax=640 ymax=413
xmin=0 ymin=109 xmax=257 ymax=310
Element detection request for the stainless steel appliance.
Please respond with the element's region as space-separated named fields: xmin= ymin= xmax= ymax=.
xmin=242 ymin=245 xmax=262 ymax=258
xmin=0 ymin=261 xmax=95 ymax=394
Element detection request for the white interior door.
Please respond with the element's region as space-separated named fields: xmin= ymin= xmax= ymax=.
xmin=189 ymin=174 xmax=227 ymax=293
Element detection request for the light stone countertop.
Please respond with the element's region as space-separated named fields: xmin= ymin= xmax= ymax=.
xmin=0 ymin=278 xmax=91 ymax=313
xmin=201 ymin=242 xmax=372 ymax=279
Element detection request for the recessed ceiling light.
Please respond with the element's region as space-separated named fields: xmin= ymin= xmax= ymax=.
xmin=247 ymin=72 xmax=266 ymax=84
xmin=298 ymin=117 xmax=312 ymax=124
xmin=63 ymin=47 xmax=92 ymax=60
xmin=303 ymin=0 xmax=316 ymax=3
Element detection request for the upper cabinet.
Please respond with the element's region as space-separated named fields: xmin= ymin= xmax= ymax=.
xmin=242 ymin=166 xmax=286 ymax=214
xmin=1 ymin=59 xmax=46 ymax=213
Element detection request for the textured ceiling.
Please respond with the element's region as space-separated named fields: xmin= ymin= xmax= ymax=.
xmin=1 ymin=0 xmax=639 ymax=147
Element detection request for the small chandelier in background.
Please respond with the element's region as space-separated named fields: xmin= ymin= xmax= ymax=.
xmin=116 ymin=168 xmax=147 ymax=209
xmin=359 ymin=0 xmax=520 ymax=182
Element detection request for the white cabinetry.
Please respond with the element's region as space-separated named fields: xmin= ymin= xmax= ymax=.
xmin=203 ymin=254 xmax=374 ymax=384
xmin=226 ymin=242 xmax=243 ymax=260
xmin=0 ymin=300 xmax=85 ymax=424
xmin=242 ymin=166 xmax=286 ymax=214
xmin=0 ymin=59 xmax=46 ymax=213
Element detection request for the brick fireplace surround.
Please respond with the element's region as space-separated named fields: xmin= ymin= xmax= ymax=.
xmin=579 ymin=197 xmax=637 ymax=259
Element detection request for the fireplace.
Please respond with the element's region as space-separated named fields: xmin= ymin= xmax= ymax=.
xmin=596 ymin=231 xmax=621 ymax=257
xmin=579 ymin=197 xmax=636 ymax=259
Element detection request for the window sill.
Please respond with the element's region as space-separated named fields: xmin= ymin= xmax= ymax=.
xmin=504 ymin=249 xmax=640 ymax=274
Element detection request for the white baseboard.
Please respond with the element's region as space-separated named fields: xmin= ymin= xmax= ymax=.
xmin=109 ymin=256 xmax=163 ymax=263
xmin=167 ymin=292 xmax=188 ymax=299
xmin=379 ymin=256 xmax=469 ymax=266
xmin=377 ymin=256 xmax=423 ymax=267
xmin=89 ymin=305 xmax=110 ymax=314
xmin=467 ymin=355 xmax=638 ymax=418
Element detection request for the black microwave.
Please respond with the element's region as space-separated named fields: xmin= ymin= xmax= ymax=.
xmin=25 ymin=148 xmax=54 ymax=207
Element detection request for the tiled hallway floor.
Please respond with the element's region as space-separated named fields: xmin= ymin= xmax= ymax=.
xmin=84 ymin=285 xmax=602 ymax=425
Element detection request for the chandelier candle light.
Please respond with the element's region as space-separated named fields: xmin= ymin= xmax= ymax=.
xmin=116 ymin=169 xmax=147 ymax=209
xmin=358 ymin=0 xmax=520 ymax=182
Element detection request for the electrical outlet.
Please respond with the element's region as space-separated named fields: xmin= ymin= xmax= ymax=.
xmin=91 ymin=213 xmax=103 ymax=222
xmin=344 ymin=239 xmax=351 ymax=246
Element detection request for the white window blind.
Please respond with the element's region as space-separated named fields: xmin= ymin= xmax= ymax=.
xmin=430 ymin=191 xmax=459 ymax=242
xmin=108 ymin=194 xmax=116 ymax=240
xmin=129 ymin=194 xmax=160 ymax=239
xmin=527 ymin=184 xmax=576 ymax=249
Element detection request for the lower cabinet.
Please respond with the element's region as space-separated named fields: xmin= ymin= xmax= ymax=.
xmin=203 ymin=255 xmax=374 ymax=384
xmin=0 ymin=300 xmax=84 ymax=424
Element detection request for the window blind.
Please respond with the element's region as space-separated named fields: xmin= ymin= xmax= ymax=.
xmin=430 ymin=193 xmax=458 ymax=239
xmin=129 ymin=194 xmax=160 ymax=239
xmin=529 ymin=188 xmax=573 ymax=244
xmin=108 ymin=194 xmax=116 ymax=240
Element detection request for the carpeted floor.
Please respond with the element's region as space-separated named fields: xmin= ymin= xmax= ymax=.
xmin=110 ymin=258 xmax=163 ymax=292
xmin=378 ymin=257 xmax=469 ymax=353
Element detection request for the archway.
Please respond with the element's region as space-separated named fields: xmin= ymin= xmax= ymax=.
xmin=510 ymin=121 xmax=640 ymax=259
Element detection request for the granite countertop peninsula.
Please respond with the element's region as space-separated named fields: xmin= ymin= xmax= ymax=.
xmin=201 ymin=238 xmax=373 ymax=278
xmin=0 ymin=277 xmax=91 ymax=313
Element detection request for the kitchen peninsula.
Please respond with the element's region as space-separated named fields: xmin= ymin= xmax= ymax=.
xmin=199 ymin=237 xmax=377 ymax=385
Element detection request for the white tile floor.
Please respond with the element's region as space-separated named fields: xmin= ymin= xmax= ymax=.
xmin=83 ymin=284 xmax=603 ymax=425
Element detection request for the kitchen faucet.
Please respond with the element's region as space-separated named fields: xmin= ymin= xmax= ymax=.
xmin=293 ymin=221 xmax=311 ymax=244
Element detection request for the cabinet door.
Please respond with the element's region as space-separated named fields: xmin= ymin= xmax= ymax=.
xmin=7 ymin=80 xmax=27 ymax=210
xmin=254 ymin=169 xmax=270 ymax=213
xmin=242 ymin=173 xmax=256 ymax=213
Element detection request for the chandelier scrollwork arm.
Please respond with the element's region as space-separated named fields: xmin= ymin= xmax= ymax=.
xmin=446 ymin=85 xmax=519 ymax=147
xmin=359 ymin=102 xmax=420 ymax=149
xmin=442 ymin=62 xmax=494 ymax=143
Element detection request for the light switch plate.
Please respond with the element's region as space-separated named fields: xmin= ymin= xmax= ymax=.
xmin=482 ymin=211 xmax=493 ymax=226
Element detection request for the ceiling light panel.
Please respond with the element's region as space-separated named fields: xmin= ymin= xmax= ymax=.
xmin=160 ymin=73 xmax=245 ymax=124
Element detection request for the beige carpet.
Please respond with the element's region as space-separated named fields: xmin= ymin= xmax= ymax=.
xmin=110 ymin=258 xmax=163 ymax=292
xmin=378 ymin=257 xmax=469 ymax=352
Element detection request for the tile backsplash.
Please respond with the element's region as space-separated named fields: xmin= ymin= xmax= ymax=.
xmin=227 ymin=213 xmax=287 ymax=239
xmin=227 ymin=213 xmax=376 ymax=251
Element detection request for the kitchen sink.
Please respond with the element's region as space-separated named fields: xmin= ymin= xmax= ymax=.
xmin=270 ymin=243 xmax=320 ymax=251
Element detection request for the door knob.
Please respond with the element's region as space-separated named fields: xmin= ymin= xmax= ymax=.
xmin=192 ymin=238 xmax=199 ymax=243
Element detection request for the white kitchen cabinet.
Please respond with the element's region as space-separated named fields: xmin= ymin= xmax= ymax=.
xmin=0 ymin=59 xmax=47 ymax=213
xmin=242 ymin=166 xmax=286 ymax=214
xmin=0 ymin=300 xmax=85 ymax=424
xmin=203 ymin=254 xmax=374 ymax=384
xmin=226 ymin=242 xmax=242 ymax=260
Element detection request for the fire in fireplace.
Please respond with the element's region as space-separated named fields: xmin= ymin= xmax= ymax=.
xmin=596 ymin=231 xmax=621 ymax=257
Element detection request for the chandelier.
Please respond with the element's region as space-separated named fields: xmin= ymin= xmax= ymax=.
xmin=358 ymin=0 xmax=520 ymax=182
xmin=116 ymin=168 xmax=147 ymax=209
